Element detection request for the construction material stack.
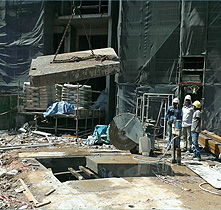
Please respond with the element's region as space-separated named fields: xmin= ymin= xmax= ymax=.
xmin=61 ymin=84 xmax=92 ymax=109
xmin=39 ymin=86 xmax=55 ymax=109
xmin=55 ymin=84 xmax=63 ymax=102
xmin=22 ymin=82 xmax=40 ymax=109
xmin=21 ymin=82 xmax=55 ymax=110
xmin=199 ymin=130 xmax=221 ymax=158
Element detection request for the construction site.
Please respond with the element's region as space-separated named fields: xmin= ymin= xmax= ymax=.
xmin=0 ymin=1 xmax=221 ymax=209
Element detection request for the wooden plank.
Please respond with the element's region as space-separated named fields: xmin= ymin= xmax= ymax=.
xmin=53 ymin=171 xmax=71 ymax=176
xmin=199 ymin=134 xmax=221 ymax=157
xmin=201 ymin=130 xmax=221 ymax=144
xmin=19 ymin=178 xmax=39 ymax=204
xmin=45 ymin=189 xmax=56 ymax=196
xmin=32 ymin=130 xmax=52 ymax=137
xmin=35 ymin=201 xmax=51 ymax=208
xmin=68 ymin=167 xmax=84 ymax=180
xmin=0 ymin=143 xmax=55 ymax=151
xmin=79 ymin=166 xmax=99 ymax=178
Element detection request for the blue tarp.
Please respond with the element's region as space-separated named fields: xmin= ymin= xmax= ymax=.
xmin=91 ymin=90 xmax=106 ymax=110
xmin=43 ymin=101 xmax=74 ymax=118
xmin=84 ymin=125 xmax=110 ymax=145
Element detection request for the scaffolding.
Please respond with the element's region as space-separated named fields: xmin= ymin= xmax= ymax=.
xmin=136 ymin=93 xmax=174 ymax=140
xmin=19 ymin=85 xmax=106 ymax=138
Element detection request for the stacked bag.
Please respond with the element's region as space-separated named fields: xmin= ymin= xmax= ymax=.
xmin=61 ymin=84 xmax=92 ymax=109
xmin=55 ymin=84 xmax=63 ymax=102
xmin=21 ymin=83 xmax=92 ymax=110
xmin=21 ymin=82 xmax=55 ymax=110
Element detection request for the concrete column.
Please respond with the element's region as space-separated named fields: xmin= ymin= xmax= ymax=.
xmin=105 ymin=4 xmax=115 ymax=123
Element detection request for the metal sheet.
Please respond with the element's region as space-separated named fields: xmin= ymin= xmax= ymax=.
xmin=29 ymin=48 xmax=120 ymax=86
xmin=183 ymin=161 xmax=221 ymax=189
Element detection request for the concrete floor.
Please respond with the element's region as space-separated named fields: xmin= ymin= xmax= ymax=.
xmin=18 ymin=148 xmax=221 ymax=209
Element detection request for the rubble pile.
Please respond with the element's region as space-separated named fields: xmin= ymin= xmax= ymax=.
xmin=0 ymin=127 xmax=116 ymax=209
xmin=0 ymin=151 xmax=35 ymax=209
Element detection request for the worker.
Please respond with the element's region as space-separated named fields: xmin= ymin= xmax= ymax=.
xmin=165 ymin=98 xmax=182 ymax=148
xmin=182 ymin=95 xmax=194 ymax=152
xmin=191 ymin=100 xmax=202 ymax=160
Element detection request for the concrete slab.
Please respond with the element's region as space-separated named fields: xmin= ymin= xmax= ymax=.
xmin=64 ymin=177 xmax=130 ymax=193
xmin=29 ymin=48 xmax=120 ymax=86
xmin=19 ymin=150 xmax=221 ymax=209
xmin=86 ymin=155 xmax=173 ymax=178
xmin=74 ymin=177 xmax=183 ymax=209
xmin=18 ymin=150 xmax=130 ymax=159
xmin=25 ymin=170 xmax=91 ymax=209
xmin=183 ymin=160 xmax=221 ymax=189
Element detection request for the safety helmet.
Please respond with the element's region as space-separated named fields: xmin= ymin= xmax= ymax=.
xmin=192 ymin=100 xmax=201 ymax=108
xmin=184 ymin=95 xmax=191 ymax=101
xmin=172 ymin=98 xmax=179 ymax=104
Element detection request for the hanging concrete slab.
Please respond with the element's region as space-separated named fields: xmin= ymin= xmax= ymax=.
xmin=29 ymin=48 xmax=120 ymax=86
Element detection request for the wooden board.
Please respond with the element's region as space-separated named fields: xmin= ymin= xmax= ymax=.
xmin=199 ymin=134 xmax=221 ymax=157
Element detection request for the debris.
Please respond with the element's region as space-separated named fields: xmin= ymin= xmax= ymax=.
xmin=15 ymin=187 xmax=24 ymax=193
xmin=19 ymin=178 xmax=39 ymax=204
xmin=84 ymin=125 xmax=110 ymax=145
xmin=18 ymin=205 xmax=29 ymax=209
xmin=0 ymin=195 xmax=33 ymax=209
xmin=34 ymin=200 xmax=51 ymax=208
xmin=45 ymin=189 xmax=55 ymax=196
xmin=6 ymin=169 xmax=19 ymax=176
xmin=0 ymin=143 xmax=56 ymax=151
xmin=0 ymin=168 xmax=7 ymax=178
xmin=18 ymin=128 xmax=27 ymax=134
xmin=32 ymin=131 xmax=52 ymax=137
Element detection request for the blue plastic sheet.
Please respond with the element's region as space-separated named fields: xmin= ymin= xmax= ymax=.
xmin=91 ymin=90 xmax=106 ymax=110
xmin=43 ymin=101 xmax=74 ymax=118
xmin=84 ymin=125 xmax=110 ymax=145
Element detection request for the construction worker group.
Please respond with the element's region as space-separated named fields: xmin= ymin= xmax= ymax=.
xmin=166 ymin=95 xmax=202 ymax=160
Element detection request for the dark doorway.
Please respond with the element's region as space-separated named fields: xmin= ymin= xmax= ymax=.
xmin=79 ymin=35 xmax=108 ymax=51
xmin=53 ymin=33 xmax=64 ymax=54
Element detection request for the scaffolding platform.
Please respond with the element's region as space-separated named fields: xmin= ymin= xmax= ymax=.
xmin=19 ymin=109 xmax=105 ymax=137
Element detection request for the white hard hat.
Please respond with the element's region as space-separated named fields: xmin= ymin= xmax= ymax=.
xmin=184 ymin=95 xmax=191 ymax=101
xmin=173 ymin=98 xmax=179 ymax=104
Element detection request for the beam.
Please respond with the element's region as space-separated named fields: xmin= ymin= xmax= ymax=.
xmin=79 ymin=166 xmax=99 ymax=179
xmin=68 ymin=167 xmax=84 ymax=180
xmin=19 ymin=178 xmax=39 ymax=205
xmin=199 ymin=134 xmax=221 ymax=157
xmin=201 ymin=130 xmax=221 ymax=144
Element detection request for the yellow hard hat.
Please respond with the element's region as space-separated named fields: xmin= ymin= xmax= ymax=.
xmin=192 ymin=100 xmax=201 ymax=108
